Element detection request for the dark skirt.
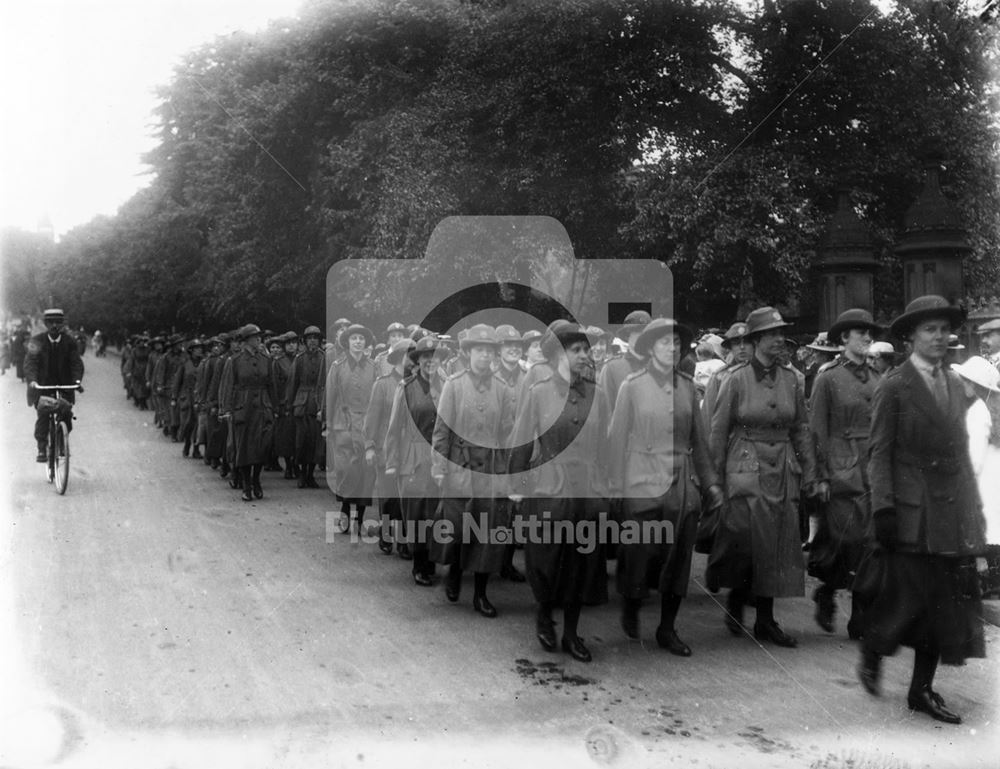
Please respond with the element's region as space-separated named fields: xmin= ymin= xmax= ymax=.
xmin=273 ymin=413 xmax=296 ymax=456
xmin=232 ymin=407 xmax=273 ymax=466
xmin=430 ymin=496 xmax=508 ymax=573
xmin=294 ymin=416 xmax=322 ymax=464
xmin=857 ymin=551 xmax=985 ymax=666
xmin=206 ymin=412 xmax=226 ymax=459
xmin=617 ymin=496 xmax=697 ymax=600
xmin=807 ymin=494 xmax=871 ymax=588
xmin=523 ymin=496 xmax=608 ymax=607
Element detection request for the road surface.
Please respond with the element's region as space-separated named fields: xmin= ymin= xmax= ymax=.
xmin=1 ymin=355 xmax=997 ymax=768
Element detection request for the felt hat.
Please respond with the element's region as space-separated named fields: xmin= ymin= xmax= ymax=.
xmin=889 ymin=295 xmax=965 ymax=339
xmin=634 ymin=318 xmax=695 ymax=358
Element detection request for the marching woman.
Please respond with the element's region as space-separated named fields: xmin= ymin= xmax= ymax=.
xmin=431 ymin=324 xmax=516 ymax=617
xmin=272 ymin=332 xmax=298 ymax=478
xmin=609 ymin=318 xmax=723 ymax=656
xmin=508 ymin=320 xmax=609 ymax=661
xmin=807 ymin=309 xmax=881 ymax=638
xmin=385 ymin=336 xmax=443 ymax=584
xmin=287 ymin=326 xmax=325 ymax=489
xmin=325 ymin=323 xmax=377 ymax=531
xmin=365 ymin=337 xmax=414 ymax=556
xmin=172 ymin=338 xmax=205 ymax=458
xmin=707 ymin=307 xmax=818 ymax=647
xmin=219 ymin=324 xmax=277 ymax=501
xmin=859 ymin=296 xmax=986 ymax=724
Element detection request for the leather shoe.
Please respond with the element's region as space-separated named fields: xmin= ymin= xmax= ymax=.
xmin=378 ymin=538 xmax=394 ymax=555
xmin=908 ymin=686 xmax=961 ymax=724
xmin=241 ymin=487 xmax=253 ymax=502
xmin=655 ymin=626 xmax=692 ymax=657
xmin=336 ymin=513 xmax=350 ymax=534
xmin=621 ymin=603 xmax=639 ymax=640
xmin=473 ymin=595 xmax=497 ymax=618
xmin=36 ymin=450 xmax=47 ymax=463
xmin=413 ymin=572 xmax=433 ymax=587
xmin=397 ymin=543 xmax=413 ymax=560
xmin=501 ymin=566 xmax=526 ymax=583
xmin=445 ymin=576 xmax=460 ymax=603
xmin=536 ymin=615 xmax=557 ymax=652
xmin=753 ymin=620 xmax=797 ymax=648
xmin=252 ymin=482 xmax=263 ymax=499
xmin=561 ymin=635 xmax=592 ymax=663
xmin=858 ymin=649 xmax=881 ymax=696
xmin=813 ymin=587 xmax=835 ymax=633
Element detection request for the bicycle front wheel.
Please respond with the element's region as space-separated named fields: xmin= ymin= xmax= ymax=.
xmin=54 ymin=421 xmax=70 ymax=494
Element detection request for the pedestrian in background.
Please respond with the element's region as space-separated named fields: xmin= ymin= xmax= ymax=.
xmin=287 ymin=326 xmax=326 ymax=489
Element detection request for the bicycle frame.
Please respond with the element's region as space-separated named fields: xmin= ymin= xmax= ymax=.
xmin=34 ymin=384 xmax=80 ymax=494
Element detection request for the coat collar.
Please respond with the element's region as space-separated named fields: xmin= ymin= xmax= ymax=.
xmin=897 ymin=358 xmax=955 ymax=427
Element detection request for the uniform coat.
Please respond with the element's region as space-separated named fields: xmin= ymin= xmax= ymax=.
xmin=286 ymin=349 xmax=325 ymax=465
xmin=508 ymin=368 xmax=609 ymax=607
xmin=862 ymin=357 xmax=986 ymax=664
xmin=431 ymin=369 xmax=516 ymax=572
xmin=219 ymin=349 xmax=276 ymax=466
xmin=707 ymin=358 xmax=817 ymax=597
xmin=608 ymin=367 xmax=718 ymax=599
xmin=271 ymin=354 xmax=296 ymax=458
xmin=203 ymin=352 xmax=228 ymax=461
xmin=365 ymin=368 xmax=406 ymax=522
xmin=808 ymin=357 xmax=878 ymax=586
xmin=325 ymin=352 xmax=376 ymax=501
xmin=171 ymin=356 xmax=200 ymax=442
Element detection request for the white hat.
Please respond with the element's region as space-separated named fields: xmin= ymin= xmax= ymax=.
xmin=952 ymin=356 xmax=1000 ymax=393
xmin=868 ymin=341 xmax=895 ymax=357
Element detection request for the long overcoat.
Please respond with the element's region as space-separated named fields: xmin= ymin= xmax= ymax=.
xmin=286 ymin=348 xmax=325 ymax=465
xmin=365 ymin=368 xmax=406 ymax=520
xmin=431 ymin=369 xmax=515 ymax=572
xmin=707 ymin=359 xmax=816 ymax=597
xmin=325 ymin=353 xmax=376 ymax=501
xmin=219 ymin=349 xmax=275 ymax=466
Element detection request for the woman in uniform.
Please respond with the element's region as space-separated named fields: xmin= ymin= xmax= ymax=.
xmin=707 ymin=307 xmax=818 ymax=647
xmin=609 ymin=318 xmax=723 ymax=656
xmin=219 ymin=324 xmax=276 ymax=501
xmin=807 ymin=309 xmax=881 ymax=638
xmin=508 ymin=320 xmax=609 ymax=661
xmin=431 ymin=324 xmax=515 ymax=617
xmin=287 ymin=326 xmax=325 ymax=488
xmin=172 ymin=338 xmax=205 ymax=457
xmin=325 ymin=323 xmax=377 ymax=531
xmin=859 ymin=295 xmax=986 ymax=724
xmin=386 ymin=336 xmax=444 ymax=584
xmin=271 ymin=332 xmax=298 ymax=478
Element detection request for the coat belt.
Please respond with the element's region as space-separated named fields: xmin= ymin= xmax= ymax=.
xmin=738 ymin=426 xmax=791 ymax=442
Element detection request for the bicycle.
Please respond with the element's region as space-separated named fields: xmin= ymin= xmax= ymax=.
xmin=33 ymin=383 xmax=82 ymax=494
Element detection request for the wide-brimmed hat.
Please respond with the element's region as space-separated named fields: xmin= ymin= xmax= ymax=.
xmin=284 ymin=330 xmax=299 ymax=341
xmin=411 ymin=327 xmax=434 ymax=343
xmin=805 ymin=332 xmax=842 ymax=353
xmin=696 ymin=333 xmax=725 ymax=360
xmin=521 ymin=329 xmax=543 ymax=346
xmin=168 ymin=333 xmax=186 ymax=347
xmin=720 ymin=321 xmax=750 ymax=348
xmin=186 ymin=338 xmax=207 ymax=351
xmin=460 ymin=324 xmax=499 ymax=350
xmin=237 ymin=324 xmax=262 ymax=340
xmin=42 ymin=308 xmax=65 ymax=322
xmin=332 ymin=317 xmax=351 ymax=329
xmin=387 ymin=338 xmax=416 ymax=365
xmin=890 ymin=295 xmax=966 ymax=339
xmin=409 ymin=335 xmax=444 ymax=363
xmin=340 ymin=323 xmax=374 ymax=349
xmin=976 ymin=318 xmax=1000 ymax=335
xmin=619 ymin=310 xmax=653 ymax=339
xmin=952 ymin=356 xmax=1000 ymax=393
xmin=385 ymin=322 xmax=406 ymax=336
xmin=828 ymin=309 xmax=881 ymax=345
xmin=302 ymin=325 xmax=322 ymax=339
xmin=540 ymin=320 xmax=591 ymax=359
xmin=634 ymin=318 xmax=695 ymax=358
xmin=868 ymin=341 xmax=895 ymax=357
xmin=584 ymin=325 xmax=613 ymax=343
xmin=744 ymin=307 xmax=793 ymax=337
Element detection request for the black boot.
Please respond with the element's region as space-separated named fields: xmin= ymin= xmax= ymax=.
xmin=252 ymin=465 xmax=263 ymax=499
xmin=192 ymin=445 xmax=203 ymax=460
xmin=561 ymin=603 xmax=590 ymax=661
xmin=858 ymin=645 xmax=881 ymax=696
xmin=656 ymin=594 xmax=691 ymax=656
xmin=621 ymin=598 xmax=641 ymax=640
xmin=908 ymin=651 xmax=960 ymax=724
xmin=445 ymin=564 xmax=461 ymax=602
xmin=500 ymin=545 xmax=525 ymax=582
xmin=847 ymin=592 xmax=864 ymax=640
xmin=813 ymin=584 xmax=836 ymax=633
xmin=725 ymin=588 xmax=746 ymax=636
xmin=536 ymin=603 xmax=556 ymax=651
xmin=472 ymin=573 xmax=496 ymax=617
xmin=753 ymin=597 xmax=797 ymax=648
xmin=182 ymin=437 xmax=191 ymax=457
xmin=240 ymin=470 xmax=253 ymax=501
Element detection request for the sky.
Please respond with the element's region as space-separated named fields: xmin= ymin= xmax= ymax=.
xmin=0 ymin=0 xmax=305 ymax=238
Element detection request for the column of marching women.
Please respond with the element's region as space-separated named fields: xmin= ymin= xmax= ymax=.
xmin=114 ymin=296 xmax=993 ymax=723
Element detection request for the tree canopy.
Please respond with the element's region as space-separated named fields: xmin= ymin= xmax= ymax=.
xmin=8 ymin=0 xmax=998 ymax=336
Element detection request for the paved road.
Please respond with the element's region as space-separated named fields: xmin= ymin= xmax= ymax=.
xmin=1 ymin=355 xmax=997 ymax=768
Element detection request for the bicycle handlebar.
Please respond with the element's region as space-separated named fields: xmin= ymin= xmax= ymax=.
xmin=33 ymin=383 xmax=84 ymax=393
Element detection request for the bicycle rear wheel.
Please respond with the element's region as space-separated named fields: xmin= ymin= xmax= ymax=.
xmin=46 ymin=418 xmax=56 ymax=483
xmin=54 ymin=421 xmax=70 ymax=494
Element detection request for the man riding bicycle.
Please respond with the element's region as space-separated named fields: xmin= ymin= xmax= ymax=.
xmin=25 ymin=308 xmax=84 ymax=462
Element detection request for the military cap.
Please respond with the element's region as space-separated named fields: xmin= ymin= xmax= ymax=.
xmin=889 ymin=295 xmax=965 ymax=339
xmin=633 ymin=318 xmax=694 ymax=358
xmin=828 ymin=309 xmax=881 ymax=345
xmin=540 ymin=320 xmax=591 ymax=359
xmin=584 ymin=325 xmax=613 ymax=343
xmin=340 ymin=323 xmax=374 ymax=350
xmin=302 ymin=325 xmax=322 ymax=339
xmin=976 ymin=318 xmax=1000 ymax=335
xmin=167 ymin=333 xmax=185 ymax=347
xmin=744 ymin=307 xmax=793 ymax=337
xmin=332 ymin=317 xmax=352 ymax=329
xmin=42 ymin=308 xmax=65 ymax=322
xmin=437 ymin=334 xmax=456 ymax=347
xmin=186 ymin=337 xmax=207 ymax=351
xmin=387 ymin=338 xmax=416 ymax=365
xmin=386 ymin=322 xmax=407 ymax=335
xmin=495 ymin=324 xmax=524 ymax=346
xmin=619 ymin=310 xmax=653 ymax=338
xmin=284 ymin=330 xmax=299 ymax=341
xmin=521 ymin=329 xmax=543 ymax=345
xmin=150 ymin=335 xmax=166 ymax=346
xmin=460 ymin=324 xmax=500 ymax=350
xmin=237 ymin=324 xmax=263 ymax=339
xmin=409 ymin=334 xmax=444 ymax=363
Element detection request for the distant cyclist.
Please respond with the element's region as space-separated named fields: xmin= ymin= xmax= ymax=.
xmin=25 ymin=308 xmax=84 ymax=462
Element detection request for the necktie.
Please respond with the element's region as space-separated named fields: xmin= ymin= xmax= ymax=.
xmin=931 ymin=366 xmax=949 ymax=411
